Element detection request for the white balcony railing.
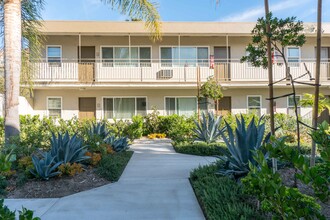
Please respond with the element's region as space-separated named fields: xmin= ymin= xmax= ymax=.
xmin=30 ymin=59 xmax=330 ymax=83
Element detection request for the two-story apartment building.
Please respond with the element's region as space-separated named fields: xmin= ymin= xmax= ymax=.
xmin=27 ymin=21 xmax=330 ymax=121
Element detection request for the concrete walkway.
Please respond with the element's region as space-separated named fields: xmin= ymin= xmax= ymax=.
xmin=5 ymin=139 xmax=216 ymax=220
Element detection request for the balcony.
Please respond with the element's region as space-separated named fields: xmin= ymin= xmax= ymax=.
xmin=30 ymin=59 xmax=330 ymax=85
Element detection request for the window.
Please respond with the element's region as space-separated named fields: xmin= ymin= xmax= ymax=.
xmin=247 ymin=96 xmax=261 ymax=116
xmin=101 ymin=46 xmax=151 ymax=67
xmin=47 ymin=46 xmax=62 ymax=65
xmin=160 ymin=47 xmax=209 ymax=67
xmin=287 ymin=47 xmax=300 ymax=67
xmin=288 ymin=95 xmax=301 ymax=116
xmin=47 ymin=97 xmax=62 ymax=118
xmin=103 ymin=97 xmax=147 ymax=119
xmin=165 ymin=97 xmax=197 ymax=117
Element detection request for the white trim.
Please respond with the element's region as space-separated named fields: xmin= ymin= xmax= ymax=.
xmin=100 ymin=45 xmax=152 ymax=65
xmin=46 ymin=45 xmax=62 ymax=63
xmin=46 ymin=96 xmax=62 ymax=117
xmin=101 ymin=96 xmax=148 ymax=120
xmin=164 ymin=96 xmax=198 ymax=116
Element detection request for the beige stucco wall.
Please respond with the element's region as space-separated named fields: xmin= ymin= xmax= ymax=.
xmin=42 ymin=35 xmax=330 ymax=62
xmin=31 ymin=87 xmax=327 ymax=120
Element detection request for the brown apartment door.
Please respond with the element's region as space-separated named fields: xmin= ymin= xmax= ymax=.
xmin=214 ymin=47 xmax=231 ymax=81
xmin=79 ymin=97 xmax=96 ymax=119
xmin=78 ymin=46 xmax=95 ymax=82
xmin=216 ymin=97 xmax=231 ymax=116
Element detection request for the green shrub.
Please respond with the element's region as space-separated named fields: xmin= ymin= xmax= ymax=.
xmin=242 ymin=151 xmax=324 ymax=219
xmin=108 ymin=119 xmax=130 ymax=137
xmin=0 ymin=175 xmax=8 ymax=197
xmin=158 ymin=114 xmax=196 ymax=143
xmin=144 ymin=107 xmax=161 ymax=135
xmin=96 ymin=151 xmax=133 ymax=181
xmin=190 ymin=163 xmax=264 ymax=220
xmin=127 ymin=115 xmax=144 ymax=140
xmin=0 ymin=199 xmax=40 ymax=220
xmin=173 ymin=142 xmax=226 ymax=156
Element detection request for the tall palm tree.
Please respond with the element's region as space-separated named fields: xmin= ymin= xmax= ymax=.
xmin=2 ymin=0 xmax=161 ymax=141
xmin=3 ymin=0 xmax=22 ymax=142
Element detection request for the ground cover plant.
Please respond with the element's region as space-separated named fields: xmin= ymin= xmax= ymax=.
xmin=190 ymin=163 xmax=264 ymax=220
xmin=173 ymin=142 xmax=226 ymax=156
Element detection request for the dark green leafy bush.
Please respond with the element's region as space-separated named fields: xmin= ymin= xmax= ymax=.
xmin=158 ymin=114 xmax=196 ymax=143
xmin=173 ymin=142 xmax=226 ymax=156
xmin=127 ymin=115 xmax=144 ymax=140
xmin=0 ymin=199 xmax=40 ymax=220
xmin=96 ymin=151 xmax=133 ymax=181
xmin=242 ymin=151 xmax=324 ymax=220
xmin=190 ymin=163 xmax=264 ymax=220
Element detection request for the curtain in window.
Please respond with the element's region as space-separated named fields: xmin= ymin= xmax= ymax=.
xmin=165 ymin=98 xmax=176 ymax=115
xmin=114 ymin=98 xmax=135 ymax=118
xmin=103 ymin=98 xmax=113 ymax=119
xmin=177 ymin=98 xmax=196 ymax=117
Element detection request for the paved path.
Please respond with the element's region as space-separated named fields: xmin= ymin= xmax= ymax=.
xmin=5 ymin=139 xmax=216 ymax=220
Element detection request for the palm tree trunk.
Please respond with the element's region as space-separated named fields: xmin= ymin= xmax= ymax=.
xmin=311 ymin=0 xmax=322 ymax=166
xmin=4 ymin=0 xmax=22 ymax=142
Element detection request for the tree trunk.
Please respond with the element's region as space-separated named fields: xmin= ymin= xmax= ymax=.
xmin=4 ymin=0 xmax=22 ymax=142
xmin=264 ymin=0 xmax=277 ymax=172
xmin=311 ymin=0 xmax=322 ymax=166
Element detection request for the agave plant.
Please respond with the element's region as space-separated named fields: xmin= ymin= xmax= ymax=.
xmin=30 ymin=151 xmax=62 ymax=180
xmin=87 ymin=121 xmax=110 ymax=140
xmin=50 ymin=132 xmax=89 ymax=164
xmin=105 ymin=136 xmax=130 ymax=152
xmin=217 ymin=115 xmax=271 ymax=179
xmin=193 ymin=112 xmax=224 ymax=144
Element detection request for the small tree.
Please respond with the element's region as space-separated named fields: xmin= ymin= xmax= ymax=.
xmin=241 ymin=13 xmax=306 ymax=151
xmin=300 ymin=93 xmax=330 ymax=116
xmin=200 ymin=77 xmax=223 ymax=115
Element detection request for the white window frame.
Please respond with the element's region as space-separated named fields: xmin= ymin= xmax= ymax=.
xmin=102 ymin=96 xmax=148 ymax=119
xmin=100 ymin=45 xmax=152 ymax=67
xmin=46 ymin=45 xmax=62 ymax=63
xmin=286 ymin=46 xmax=301 ymax=67
xmin=159 ymin=46 xmax=210 ymax=67
xmin=247 ymin=95 xmax=262 ymax=115
xmin=164 ymin=96 xmax=198 ymax=116
xmin=287 ymin=95 xmax=302 ymax=115
xmin=47 ymin=96 xmax=62 ymax=118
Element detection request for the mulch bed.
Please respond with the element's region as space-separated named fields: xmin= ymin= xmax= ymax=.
xmin=6 ymin=168 xmax=110 ymax=199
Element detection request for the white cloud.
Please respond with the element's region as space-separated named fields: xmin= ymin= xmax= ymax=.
xmin=220 ymin=0 xmax=311 ymax=22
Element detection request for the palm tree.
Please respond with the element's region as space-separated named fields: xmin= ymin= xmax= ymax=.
xmin=3 ymin=0 xmax=22 ymax=142
xmin=2 ymin=0 xmax=161 ymax=141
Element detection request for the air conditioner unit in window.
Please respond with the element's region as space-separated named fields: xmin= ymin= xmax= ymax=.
xmin=157 ymin=69 xmax=173 ymax=79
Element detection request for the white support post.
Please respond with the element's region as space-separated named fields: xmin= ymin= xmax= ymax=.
xmin=79 ymin=33 xmax=81 ymax=62
xmin=178 ymin=34 xmax=181 ymax=65
xmin=226 ymin=34 xmax=229 ymax=64
xmin=129 ymin=34 xmax=131 ymax=64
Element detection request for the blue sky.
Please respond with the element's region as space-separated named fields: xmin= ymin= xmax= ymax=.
xmin=42 ymin=0 xmax=330 ymax=22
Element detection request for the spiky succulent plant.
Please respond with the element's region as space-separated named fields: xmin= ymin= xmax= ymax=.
xmin=193 ymin=111 xmax=224 ymax=144
xmin=217 ymin=115 xmax=271 ymax=179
